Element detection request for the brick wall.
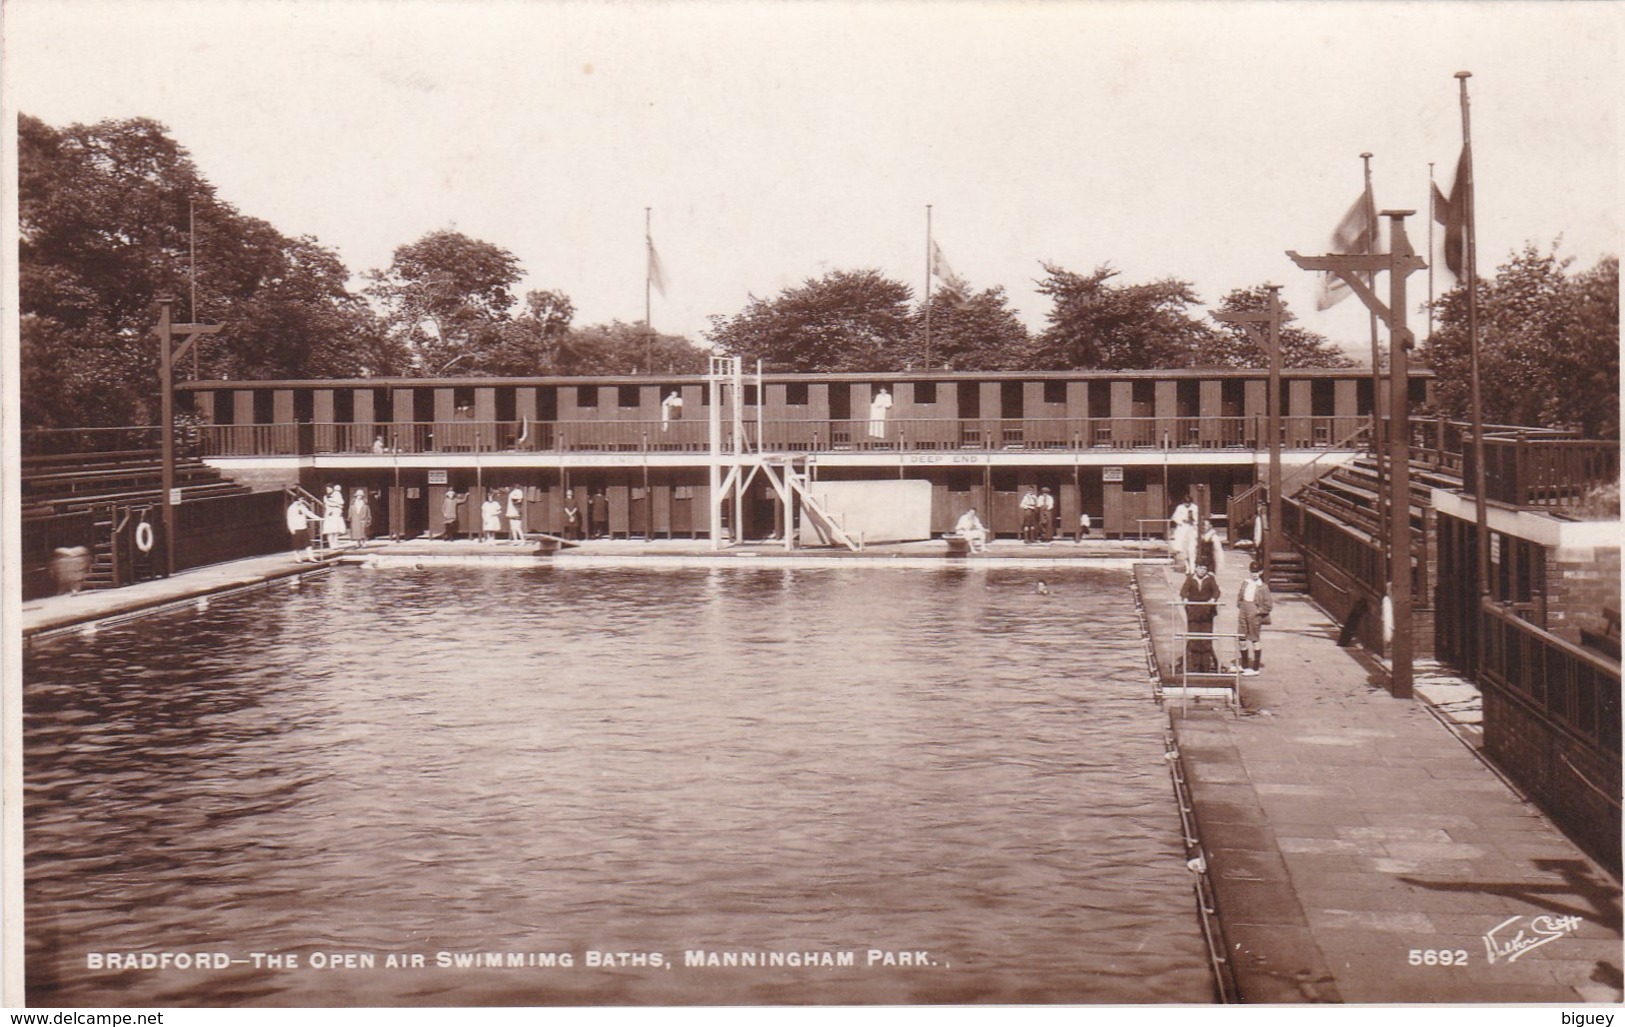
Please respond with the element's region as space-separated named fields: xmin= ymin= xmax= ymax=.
xmin=1483 ymin=683 xmax=1621 ymax=876
xmin=1545 ymin=545 xmax=1622 ymax=646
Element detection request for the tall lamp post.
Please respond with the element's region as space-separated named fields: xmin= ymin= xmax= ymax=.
xmin=155 ymin=295 xmax=222 ymax=578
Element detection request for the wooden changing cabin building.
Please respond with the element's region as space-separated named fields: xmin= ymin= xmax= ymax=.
xmin=176 ymin=367 xmax=1429 ymax=544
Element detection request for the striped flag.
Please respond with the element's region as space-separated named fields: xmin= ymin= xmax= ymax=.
xmin=1315 ymin=187 xmax=1380 ymax=310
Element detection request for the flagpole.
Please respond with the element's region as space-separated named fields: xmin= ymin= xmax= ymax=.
xmin=189 ymin=197 xmax=199 ymax=378
xmin=645 ymin=207 xmax=653 ymax=375
xmin=1361 ymin=152 xmax=1389 ymax=588
xmin=924 ymin=204 xmax=933 ymax=369
xmin=1427 ymin=162 xmax=1436 ymax=341
xmin=1458 ymin=71 xmax=1490 ymax=629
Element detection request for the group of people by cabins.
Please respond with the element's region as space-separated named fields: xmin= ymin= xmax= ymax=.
xmin=285 ymin=485 xmax=377 ymax=561
xmin=286 ymin=483 xmax=631 ymax=557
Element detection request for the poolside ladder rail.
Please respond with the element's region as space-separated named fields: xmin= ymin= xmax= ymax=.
xmin=764 ymin=456 xmax=862 ymax=552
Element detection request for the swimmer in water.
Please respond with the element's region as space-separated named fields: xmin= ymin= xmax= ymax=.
xmin=1036 ymin=580 xmax=1049 ymax=595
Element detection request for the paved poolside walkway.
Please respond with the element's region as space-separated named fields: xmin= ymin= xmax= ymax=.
xmin=1141 ymin=550 xmax=1623 ymax=1003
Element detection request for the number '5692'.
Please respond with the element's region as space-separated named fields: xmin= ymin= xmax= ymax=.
xmin=1408 ymin=949 xmax=1468 ymax=966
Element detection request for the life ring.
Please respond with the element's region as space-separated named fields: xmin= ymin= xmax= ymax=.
xmin=135 ymin=521 xmax=155 ymax=553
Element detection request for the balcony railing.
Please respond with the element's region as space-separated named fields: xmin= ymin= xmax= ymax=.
xmin=190 ymin=415 xmax=1374 ymax=458
xmin=1464 ymin=434 xmax=1620 ymax=511
xmin=1479 ymin=597 xmax=1621 ymax=756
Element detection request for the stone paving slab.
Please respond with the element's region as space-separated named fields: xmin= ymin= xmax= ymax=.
xmin=1140 ymin=550 xmax=1623 ymax=1004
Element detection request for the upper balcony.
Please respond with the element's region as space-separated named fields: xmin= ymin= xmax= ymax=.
xmin=182 ymin=414 xmax=1375 ymax=459
xmin=1409 ymin=419 xmax=1621 ymax=517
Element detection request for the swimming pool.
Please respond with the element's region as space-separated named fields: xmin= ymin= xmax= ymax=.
xmin=23 ymin=564 xmax=1213 ymax=1005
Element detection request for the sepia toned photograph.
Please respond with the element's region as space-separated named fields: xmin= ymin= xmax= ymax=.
xmin=4 ymin=0 xmax=1620 ymax=1014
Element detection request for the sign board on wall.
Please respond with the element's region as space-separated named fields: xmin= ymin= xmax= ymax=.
xmin=1103 ymin=466 xmax=1124 ymax=483
xmin=428 ymin=470 xmax=448 ymax=486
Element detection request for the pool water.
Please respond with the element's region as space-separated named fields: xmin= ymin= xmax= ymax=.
xmin=24 ymin=564 xmax=1213 ymax=1005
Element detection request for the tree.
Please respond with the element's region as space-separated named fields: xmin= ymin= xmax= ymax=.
xmin=558 ymin=321 xmax=707 ymax=376
xmin=19 ymin=114 xmax=383 ymax=428
xmin=1421 ymin=246 xmax=1618 ymax=438
xmin=915 ymin=284 xmax=1034 ymax=371
xmin=706 ymin=269 xmax=916 ymax=372
xmin=1207 ymin=286 xmax=1357 ymax=368
xmin=364 ymin=230 xmax=525 ymax=375
xmin=480 ymin=290 xmax=576 ymax=376
xmin=1030 ymin=263 xmax=1217 ymax=369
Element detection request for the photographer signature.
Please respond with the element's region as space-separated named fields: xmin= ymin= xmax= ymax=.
xmin=1483 ymin=913 xmax=1584 ymax=964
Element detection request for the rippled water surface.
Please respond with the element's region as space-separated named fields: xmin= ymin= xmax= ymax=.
xmin=25 ymin=564 xmax=1211 ymax=1006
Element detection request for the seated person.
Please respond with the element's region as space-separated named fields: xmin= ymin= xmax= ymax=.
xmin=953 ymin=508 xmax=988 ymax=553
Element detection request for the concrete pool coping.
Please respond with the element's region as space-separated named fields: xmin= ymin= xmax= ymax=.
xmin=19 ymin=537 xmax=1155 ymax=640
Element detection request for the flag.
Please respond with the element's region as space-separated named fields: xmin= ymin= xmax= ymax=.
xmin=1315 ymin=187 xmax=1380 ymax=310
xmin=930 ymin=239 xmax=968 ymax=293
xmin=1432 ymin=145 xmax=1470 ymax=280
xmin=647 ymin=237 xmax=667 ymax=297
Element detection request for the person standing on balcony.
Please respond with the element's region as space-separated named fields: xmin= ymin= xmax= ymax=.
xmin=868 ymin=387 xmax=892 ymax=439
xmin=661 ymin=390 xmax=684 ymax=432
xmin=1237 ymin=560 xmax=1273 ymax=676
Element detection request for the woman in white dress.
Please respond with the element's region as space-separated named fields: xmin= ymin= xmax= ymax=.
xmin=480 ymin=492 xmax=502 ymax=543
xmin=321 ymin=486 xmax=346 ymax=552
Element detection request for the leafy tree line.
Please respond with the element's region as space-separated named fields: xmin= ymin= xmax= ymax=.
xmin=19 ymin=115 xmax=698 ymax=428
xmin=26 ymin=115 xmax=1612 ymax=440
xmin=1420 ymin=246 xmax=1618 ymax=438
xmin=707 ymin=264 xmax=1356 ymax=373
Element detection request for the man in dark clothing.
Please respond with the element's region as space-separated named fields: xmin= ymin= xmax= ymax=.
xmin=1180 ymin=561 xmax=1222 ymax=673
xmin=589 ymin=490 xmax=610 ymax=539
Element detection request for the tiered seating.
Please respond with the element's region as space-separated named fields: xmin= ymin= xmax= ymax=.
xmin=1295 ymin=453 xmax=1450 ymax=548
xmin=22 ymin=449 xmax=254 ymax=592
xmin=22 ymin=449 xmax=252 ymax=517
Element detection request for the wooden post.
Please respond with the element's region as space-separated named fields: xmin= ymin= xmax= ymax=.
xmin=1288 ymin=213 xmax=1426 ymax=699
xmin=154 ymin=296 xmax=222 ymax=578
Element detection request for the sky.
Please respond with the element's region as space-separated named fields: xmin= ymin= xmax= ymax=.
xmin=3 ymin=0 xmax=1620 ymax=364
